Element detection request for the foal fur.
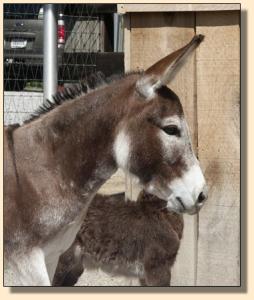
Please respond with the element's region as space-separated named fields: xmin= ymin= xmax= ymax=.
xmin=53 ymin=191 xmax=184 ymax=286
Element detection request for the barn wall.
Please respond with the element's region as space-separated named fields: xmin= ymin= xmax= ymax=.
xmin=125 ymin=11 xmax=199 ymax=286
xmin=195 ymin=10 xmax=240 ymax=286
xmin=123 ymin=9 xmax=240 ymax=286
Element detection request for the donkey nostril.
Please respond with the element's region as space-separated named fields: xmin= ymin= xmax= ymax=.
xmin=197 ymin=192 xmax=206 ymax=203
xmin=176 ymin=197 xmax=185 ymax=210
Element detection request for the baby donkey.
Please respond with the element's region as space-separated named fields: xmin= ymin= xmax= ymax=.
xmin=53 ymin=191 xmax=184 ymax=286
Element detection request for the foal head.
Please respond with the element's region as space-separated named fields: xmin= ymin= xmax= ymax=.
xmin=114 ymin=35 xmax=207 ymax=214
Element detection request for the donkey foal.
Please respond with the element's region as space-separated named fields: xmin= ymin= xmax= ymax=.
xmin=53 ymin=191 xmax=184 ymax=286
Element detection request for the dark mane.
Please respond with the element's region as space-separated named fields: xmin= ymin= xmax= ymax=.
xmin=24 ymin=71 xmax=141 ymax=124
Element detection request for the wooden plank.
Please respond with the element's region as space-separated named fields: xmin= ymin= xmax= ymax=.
xmin=122 ymin=13 xmax=141 ymax=201
xmin=130 ymin=11 xmax=198 ymax=146
xmin=197 ymin=205 xmax=240 ymax=286
xmin=196 ymin=11 xmax=240 ymax=286
xmin=123 ymin=14 xmax=131 ymax=71
xmin=117 ymin=4 xmax=240 ymax=14
xmin=98 ymin=169 xmax=125 ymax=195
xmin=129 ymin=12 xmax=198 ymax=286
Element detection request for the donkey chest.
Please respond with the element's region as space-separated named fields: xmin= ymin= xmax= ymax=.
xmin=43 ymin=205 xmax=90 ymax=281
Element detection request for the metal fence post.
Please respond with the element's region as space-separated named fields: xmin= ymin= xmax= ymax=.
xmin=113 ymin=13 xmax=119 ymax=52
xmin=43 ymin=4 xmax=57 ymax=103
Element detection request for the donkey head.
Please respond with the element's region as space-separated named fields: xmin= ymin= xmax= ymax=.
xmin=114 ymin=35 xmax=207 ymax=215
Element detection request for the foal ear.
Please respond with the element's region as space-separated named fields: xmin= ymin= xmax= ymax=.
xmin=136 ymin=34 xmax=204 ymax=99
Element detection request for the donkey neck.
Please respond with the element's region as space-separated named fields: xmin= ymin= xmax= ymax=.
xmin=15 ymin=77 xmax=136 ymax=200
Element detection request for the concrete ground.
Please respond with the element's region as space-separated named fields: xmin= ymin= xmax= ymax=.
xmin=75 ymin=269 xmax=140 ymax=286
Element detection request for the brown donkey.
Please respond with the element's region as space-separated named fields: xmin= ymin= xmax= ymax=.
xmin=53 ymin=191 xmax=184 ymax=286
xmin=4 ymin=35 xmax=207 ymax=286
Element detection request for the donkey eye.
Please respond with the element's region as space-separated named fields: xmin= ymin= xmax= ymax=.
xmin=162 ymin=125 xmax=180 ymax=136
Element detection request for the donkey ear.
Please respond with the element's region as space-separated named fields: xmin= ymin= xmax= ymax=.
xmin=136 ymin=34 xmax=204 ymax=99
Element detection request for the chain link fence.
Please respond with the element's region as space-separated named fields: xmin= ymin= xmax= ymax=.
xmin=4 ymin=4 xmax=123 ymax=125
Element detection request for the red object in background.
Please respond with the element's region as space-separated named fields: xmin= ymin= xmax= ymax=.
xmin=58 ymin=18 xmax=65 ymax=45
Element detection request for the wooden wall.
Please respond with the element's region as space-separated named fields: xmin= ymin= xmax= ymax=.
xmin=121 ymin=9 xmax=240 ymax=286
xmin=195 ymin=11 xmax=240 ymax=286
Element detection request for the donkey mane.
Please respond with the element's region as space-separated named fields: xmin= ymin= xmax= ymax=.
xmin=24 ymin=71 xmax=142 ymax=124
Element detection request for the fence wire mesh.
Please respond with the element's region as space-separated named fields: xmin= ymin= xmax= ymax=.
xmin=4 ymin=4 xmax=119 ymax=125
xmin=4 ymin=4 xmax=44 ymax=92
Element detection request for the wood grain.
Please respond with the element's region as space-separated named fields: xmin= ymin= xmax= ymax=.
xmin=196 ymin=11 xmax=240 ymax=286
xmin=98 ymin=169 xmax=125 ymax=195
xmin=129 ymin=12 xmax=198 ymax=286
xmin=117 ymin=4 xmax=240 ymax=14
xmin=123 ymin=14 xmax=131 ymax=71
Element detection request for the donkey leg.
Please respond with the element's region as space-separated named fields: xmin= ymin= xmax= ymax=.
xmin=4 ymin=247 xmax=50 ymax=286
xmin=143 ymin=246 xmax=173 ymax=286
xmin=52 ymin=241 xmax=84 ymax=286
xmin=139 ymin=277 xmax=147 ymax=286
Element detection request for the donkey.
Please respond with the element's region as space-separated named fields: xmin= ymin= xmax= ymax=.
xmin=4 ymin=35 xmax=207 ymax=286
xmin=52 ymin=191 xmax=184 ymax=286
